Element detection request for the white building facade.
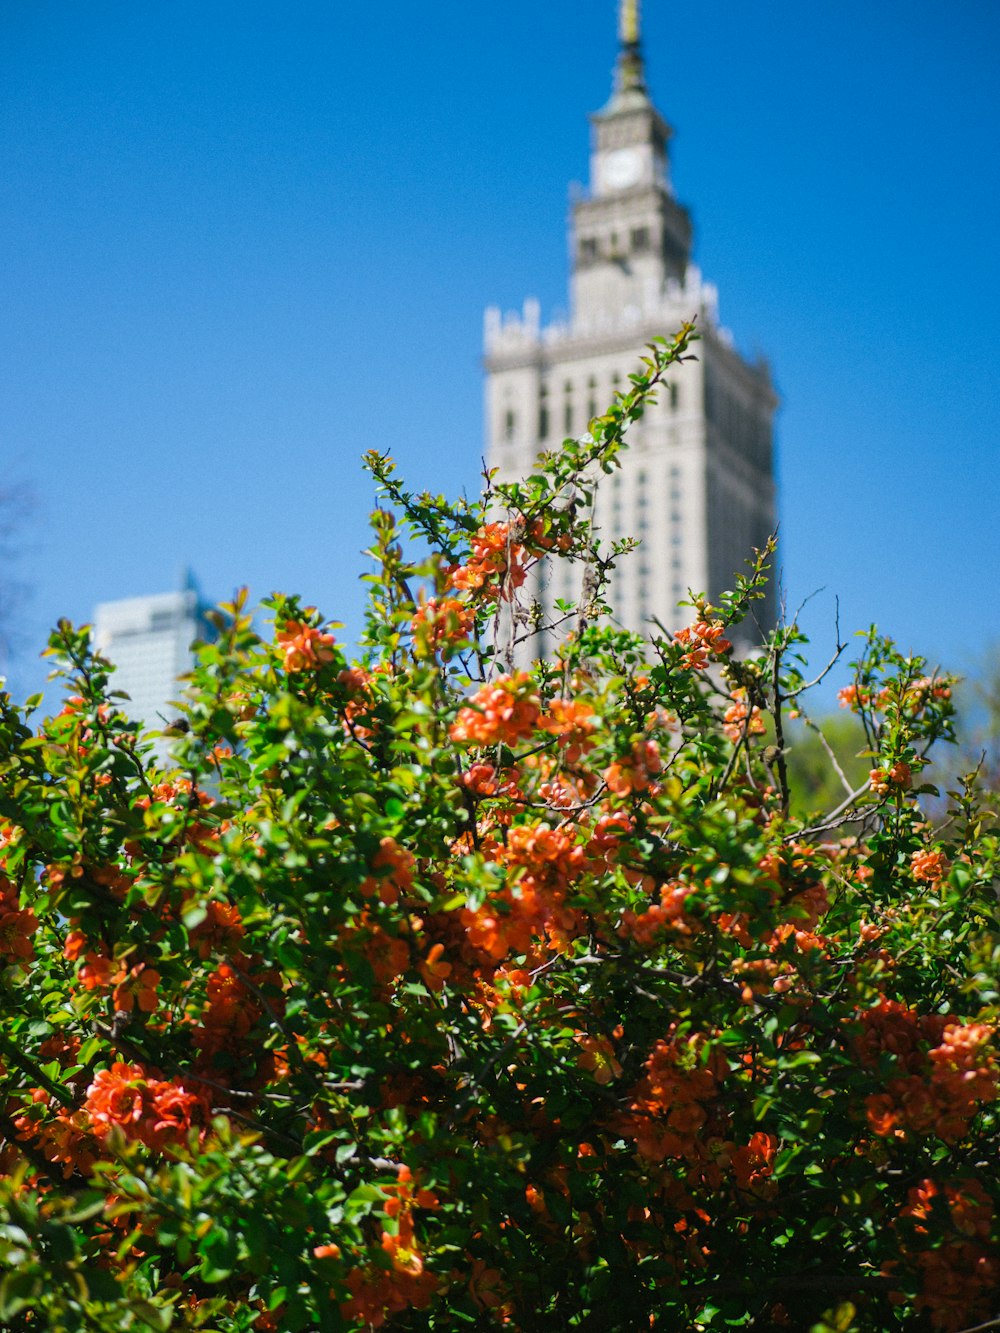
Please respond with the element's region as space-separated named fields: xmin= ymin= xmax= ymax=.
xmin=94 ymin=578 xmax=213 ymax=735
xmin=484 ymin=3 xmax=777 ymax=647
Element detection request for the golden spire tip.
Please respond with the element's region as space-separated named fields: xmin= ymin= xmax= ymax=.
xmin=619 ymin=0 xmax=640 ymax=47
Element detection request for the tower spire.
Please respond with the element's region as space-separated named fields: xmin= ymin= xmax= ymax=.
xmin=619 ymin=0 xmax=640 ymax=45
xmin=615 ymin=0 xmax=646 ymax=94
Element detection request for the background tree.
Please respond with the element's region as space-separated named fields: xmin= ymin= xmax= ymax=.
xmin=783 ymin=712 xmax=870 ymax=820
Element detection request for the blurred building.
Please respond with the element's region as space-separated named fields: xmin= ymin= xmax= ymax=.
xmin=93 ymin=574 xmax=214 ymax=734
xmin=484 ymin=1 xmax=777 ymax=647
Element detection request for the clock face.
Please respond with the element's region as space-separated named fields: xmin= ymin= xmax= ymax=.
xmin=601 ymin=147 xmax=643 ymax=191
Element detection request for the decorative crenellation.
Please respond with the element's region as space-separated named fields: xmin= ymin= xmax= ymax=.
xmin=484 ymin=267 xmax=719 ymax=360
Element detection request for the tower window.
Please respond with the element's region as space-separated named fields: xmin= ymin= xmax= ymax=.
xmin=563 ymin=382 xmax=573 ymax=435
xmin=579 ymin=237 xmax=598 ymax=262
xmin=630 ymin=226 xmax=650 ymax=252
xmin=538 ymin=385 xmax=549 ymax=440
xmin=669 ymin=383 xmax=679 ymax=410
xmin=503 ymin=410 xmax=516 ymax=441
xmin=587 ymin=375 xmax=597 ymax=420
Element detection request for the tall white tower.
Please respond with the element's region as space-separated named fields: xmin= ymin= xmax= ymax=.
xmin=94 ymin=574 xmax=214 ymax=736
xmin=484 ymin=2 xmax=777 ymax=646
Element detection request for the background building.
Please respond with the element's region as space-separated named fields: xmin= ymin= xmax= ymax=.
xmin=484 ymin=1 xmax=777 ymax=647
xmin=93 ymin=573 xmax=214 ymax=735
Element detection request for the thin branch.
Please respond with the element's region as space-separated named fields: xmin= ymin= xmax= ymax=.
xmin=0 ymin=1033 xmax=75 ymax=1108
xmin=789 ymin=779 xmax=878 ymax=842
xmin=801 ymin=712 xmax=855 ymax=800
xmin=0 ymin=1110 xmax=82 ymax=1189
xmin=783 ymin=637 xmax=847 ymax=701
xmin=770 ymin=635 xmax=791 ymax=814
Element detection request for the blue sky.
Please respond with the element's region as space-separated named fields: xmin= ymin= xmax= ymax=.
xmin=2 ymin=1 xmax=998 ymax=702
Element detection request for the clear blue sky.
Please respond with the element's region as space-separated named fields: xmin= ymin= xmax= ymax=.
xmin=2 ymin=1 xmax=998 ymax=701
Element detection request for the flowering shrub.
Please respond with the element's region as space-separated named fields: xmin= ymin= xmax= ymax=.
xmin=0 ymin=325 xmax=997 ymax=1330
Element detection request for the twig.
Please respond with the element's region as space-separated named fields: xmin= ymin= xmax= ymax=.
xmin=0 ymin=1033 xmax=75 ymax=1108
xmin=801 ymin=712 xmax=855 ymax=800
xmin=770 ymin=635 xmax=790 ymax=814
xmin=789 ymin=779 xmax=878 ymax=842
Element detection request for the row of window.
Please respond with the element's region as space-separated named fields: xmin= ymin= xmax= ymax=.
xmin=503 ymin=377 xmax=680 ymax=443
xmin=578 ymin=226 xmax=653 ymax=263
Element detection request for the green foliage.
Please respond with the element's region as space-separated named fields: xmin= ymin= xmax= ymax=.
xmin=0 ymin=324 xmax=997 ymax=1331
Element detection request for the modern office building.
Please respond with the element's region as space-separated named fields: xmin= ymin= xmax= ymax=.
xmin=93 ymin=574 xmax=214 ymax=735
xmin=484 ymin=1 xmax=777 ymax=649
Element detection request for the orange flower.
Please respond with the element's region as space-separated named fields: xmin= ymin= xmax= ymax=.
xmin=360 ymin=837 xmax=415 ymax=907
xmin=469 ymin=1258 xmax=505 ymax=1310
xmin=85 ymin=1062 xmax=208 ymax=1151
xmin=63 ymin=930 xmax=87 ymax=961
xmin=341 ymin=921 xmax=411 ymax=988
xmin=619 ymin=879 xmax=697 ymax=946
xmin=605 ymin=739 xmax=661 ymax=796
xmin=911 ymin=848 xmax=948 ymax=883
xmin=459 ymin=763 xmax=510 ymax=798
xmin=576 ymin=1033 xmax=623 ymax=1085
xmin=504 ymin=822 xmax=585 ymax=890
xmin=189 ymin=899 xmax=245 ymax=959
xmin=275 ymin=619 xmax=336 ymax=672
xmin=112 ymin=963 xmax=161 ymax=1015
xmin=411 ymin=596 xmax=474 ymax=655
xmin=901 ymin=1177 xmax=993 ymax=1240
xmin=419 ymin=943 xmax=452 ymax=992
xmin=450 ymin=674 xmax=541 ymax=747
xmin=722 ymin=688 xmax=765 ymax=743
xmin=540 ymin=698 xmax=596 ymax=762
xmin=905 ymin=675 xmax=953 ymax=713
xmin=625 ymin=1034 xmax=723 ymax=1164
xmin=731 ymin=1131 xmax=778 ymax=1194
xmin=447 ymin=522 xmax=528 ymax=602
xmin=192 ymin=962 xmax=261 ymax=1055
xmin=869 ymin=760 xmax=912 ymax=795
xmin=147 ymin=1080 xmax=208 ymax=1148
xmin=460 ymin=903 xmax=534 ymax=964
xmin=77 ymin=950 xmax=115 ymax=991
xmin=0 ymin=894 xmax=37 ymax=962
xmin=85 ymin=1062 xmax=150 ymax=1133
xmin=674 ymin=619 xmax=732 ymax=670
